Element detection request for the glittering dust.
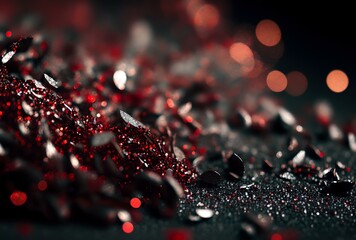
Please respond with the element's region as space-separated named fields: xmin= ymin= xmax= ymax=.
xmin=0 ymin=6 xmax=355 ymax=240
xmin=278 ymin=172 xmax=297 ymax=181
xmin=0 ymin=37 xmax=198 ymax=227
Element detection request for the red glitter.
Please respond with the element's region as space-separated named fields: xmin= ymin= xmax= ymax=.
xmin=10 ymin=191 xmax=27 ymax=206
xmin=122 ymin=222 xmax=134 ymax=234
xmin=86 ymin=94 xmax=96 ymax=103
xmin=0 ymin=37 xmax=198 ymax=225
xmin=0 ymin=65 xmax=196 ymax=185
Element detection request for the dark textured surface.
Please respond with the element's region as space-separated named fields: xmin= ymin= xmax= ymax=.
xmin=1 ymin=132 xmax=355 ymax=240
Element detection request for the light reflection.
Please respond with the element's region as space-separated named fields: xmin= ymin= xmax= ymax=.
xmin=113 ymin=70 xmax=127 ymax=90
xmin=326 ymin=69 xmax=349 ymax=93
xmin=256 ymin=19 xmax=281 ymax=47
xmin=70 ymin=154 xmax=80 ymax=168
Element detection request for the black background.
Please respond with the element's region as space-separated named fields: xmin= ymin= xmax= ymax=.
xmin=229 ymin=0 xmax=355 ymax=112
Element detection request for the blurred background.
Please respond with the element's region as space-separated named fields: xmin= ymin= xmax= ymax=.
xmin=0 ymin=0 xmax=354 ymax=119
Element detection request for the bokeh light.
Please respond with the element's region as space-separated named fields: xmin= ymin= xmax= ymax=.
xmin=113 ymin=70 xmax=127 ymax=90
xmin=5 ymin=30 xmax=12 ymax=38
xmin=38 ymin=180 xmax=48 ymax=191
xmin=271 ymin=233 xmax=283 ymax=240
xmin=256 ymin=19 xmax=281 ymax=47
xmin=326 ymin=70 xmax=349 ymax=93
xmin=229 ymin=42 xmax=255 ymax=73
xmin=122 ymin=222 xmax=134 ymax=234
xmin=130 ymin=197 xmax=141 ymax=209
xmin=10 ymin=191 xmax=27 ymax=206
xmin=286 ymin=71 xmax=308 ymax=96
xmin=266 ymin=70 xmax=287 ymax=92
xmin=194 ymin=4 xmax=220 ymax=30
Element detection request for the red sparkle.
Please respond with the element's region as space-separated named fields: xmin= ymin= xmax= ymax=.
xmin=122 ymin=222 xmax=134 ymax=234
xmin=271 ymin=233 xmax=283 ymax=240
xmin=86 ymin=95 xmax=96 ymax=103
xmin=10 ymin=191 xmax=27 ymax=206
xmin=38 ymin=180 xmax=48 ymax=191
xmin=5 ymin=31 xmax=12 ymax=38
xmin=130 ymin=197 xmax=141 ymax=209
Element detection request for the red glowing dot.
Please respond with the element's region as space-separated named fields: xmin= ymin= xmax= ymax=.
xmin=271 ymin=233 xmax=283 ymax=240
xmin=86 ymin=95 xmax=96 ymax=103
xmin=122 ymin=222 xmax=134 ymax=234
xmin=38 ymin=180 xmax=48 ymax=191
xmin=130 ymin=197 xmax=141 ymax=209
xmin=10 ymin=191 xmax=27 ymax=206
xmin=5 ymin=31 xmax=12 ymax=38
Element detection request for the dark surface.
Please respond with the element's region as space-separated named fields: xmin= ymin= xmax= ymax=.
xmin=228 ymin=0 xmax=356 ymax=119
xmin=1 ymin=132 xmax=355 ymax=240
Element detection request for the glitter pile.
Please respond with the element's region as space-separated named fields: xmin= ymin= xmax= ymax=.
xmin=0 ymin=36 xmax=198 ymax=223
xmin=1 ymin=34 xmax=355 ymax=238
